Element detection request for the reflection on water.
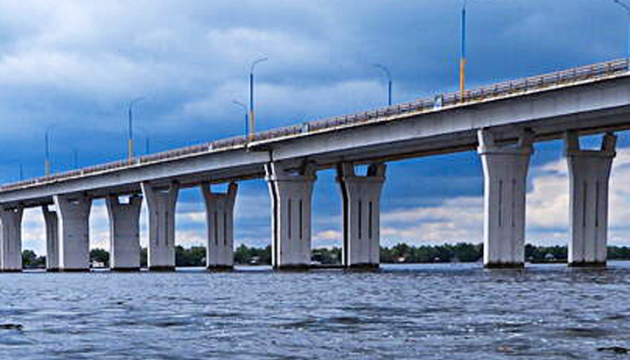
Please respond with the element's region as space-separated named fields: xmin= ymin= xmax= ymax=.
xmin=1 ymin=263 xmax=630 ymax=359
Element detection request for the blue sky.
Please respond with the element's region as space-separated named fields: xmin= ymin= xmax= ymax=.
xmin=4 ymin=0 xmax=630 ymax=254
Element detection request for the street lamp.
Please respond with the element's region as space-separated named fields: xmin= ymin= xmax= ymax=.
xmin=249 ymin=57 xmax=268 ymax=141
xmin=138 ymin=126 xmax=151 ymax=155
xmin=372 ymin=64 xmax=393 ymax=106
xmin=614 ymin=0 xmax=630 ymax=59
xmin=460 ymin=0 xmax=472 ymax=97
xmin=44 ymin=125 xmax=55 ymax=177
xmin=128 ymin=97 xmax=144 ymax=160
xmin=233 ymin=100 xmax=249 ymax=140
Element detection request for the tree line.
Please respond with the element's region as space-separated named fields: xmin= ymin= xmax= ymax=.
xmin=20 ymin=243 xmax=630 ymax=269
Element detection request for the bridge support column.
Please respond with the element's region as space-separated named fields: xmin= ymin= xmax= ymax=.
xmin=201 ymin=183 xmax=237 ymax=271
xmin=478 ymin=129 xmax=533 ymax=268
xmin=142 ymin=182 xmax=179 ymax=271
xmin=42 ymin=205 xmax=59 ymax=272
xmin=106 ymin=195 xmax=142 ymax=271
xmin=266 ymin=161 xmax=316 ymax=270
xmin=337 ymin=163 xmax=386 ymax=269
xmin=566 ymin=132 xmax=616 ymax=267
xmin=0 ymin=208 xmax=23 ymax=272
xmin=54 ymin=194 xmax=92 ymax=272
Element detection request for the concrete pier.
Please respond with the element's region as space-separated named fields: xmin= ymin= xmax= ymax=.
xmin=201 ymin=182 xmax=237 ymax=270
xmin=337 ymin=163 xmax=386 ymax=269
xmin=54 ymin=194 xmax=92 ymax=272
xmin=142 ymin=182 xmax=179 ymax=271
xmin=42 ymin=205 xmax=59 ymax=271
xmin=566 ymin=132 xmax=616 ymax=267
xmin=106 ymin=195 xmax=142 ymax=271
xmin=478 ymin=129 xmax=533 ymax=268
xmin=266 ymin=161 xmax=316 ymax=270
xmin=0 ymin=207 xmax=23 ymax=272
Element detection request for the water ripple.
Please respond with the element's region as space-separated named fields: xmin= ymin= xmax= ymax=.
xmin=0 ymin=263 xmax=629 ymax=358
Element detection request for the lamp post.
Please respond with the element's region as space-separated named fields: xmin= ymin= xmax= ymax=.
xmin=128 ymin=97 xmax=144 ymax=160
xmin=44 ymin=125 xmax=55 ymax=177
xmin=460 ymin=0 xmax=471 ymax=97
xmin=138 ymin=126 xmax=151 ymax=155
xmin=249 ymin=57 xmax=268 ymax=141
xmin=73 ymin=149 xmax=79 ymax=169
xmin=372 ymin=64 xmax=393 ymax=106
xmin=233 ymin=100 xmax=249 ymax=140
xmin=614 ymin=0 xmax=630 ymax=59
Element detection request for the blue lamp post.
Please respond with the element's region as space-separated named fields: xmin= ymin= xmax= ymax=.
xmin=233 ymin=100 xmax=249 ymax=140
xmin=372 ymin=64 xmax=393 ymax=106
xmin=249 ymin=57 xmax=268 ymax=141
xmin=128 ymin=97 xmax=144 ymax=160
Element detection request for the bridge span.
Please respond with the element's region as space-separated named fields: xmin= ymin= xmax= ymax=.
xmin=1 ymin=59 xmax=630 ymax=271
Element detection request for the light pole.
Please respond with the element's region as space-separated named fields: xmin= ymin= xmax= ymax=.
xmin=614 ymin=0 xmax=630 ymax=59
xmin=44 ymin=125 xmax=55 ymax=177
xmin=460 ymin=0 xmax=471 ymax=97
xmin=128 ymin=97 xmax=144 ymax=160
xmin=249 ymin=57 xmax=268 ymax=141
xmin=372 ymin=64 xmax=393 ymax=106
xmin=138 ymin=126 xmax=151 ymax=155
xmin=233 ymin=100 xmax=249 ymax=140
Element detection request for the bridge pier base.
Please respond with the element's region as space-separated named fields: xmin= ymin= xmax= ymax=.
xmin=478 ymin=129 xmax=533 ymax=268
xmin=0 ymin=208 xmax=23 ymax=272
xmin=337 ymin=163 xmax=386 ymax=269
xmin=106 ymin=195 xmax=142 ymax=271
xmin=54 ymin=194 xmax=92 ymax=272
xmin=201 ymin=183 xmax=237 ymax=271
xmin=566 ymin=132 xmax=616 ymax=267
xmin=142 ymin=183 xmax=179 ymax=271
xmin=42 ymin=205 xmax=59 ymax=272
xmin=266 ymin=161 xmax=316 ymax=270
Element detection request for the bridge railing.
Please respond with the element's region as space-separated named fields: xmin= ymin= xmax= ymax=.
xmin=1 ymin=58 xmax=628 ymax=192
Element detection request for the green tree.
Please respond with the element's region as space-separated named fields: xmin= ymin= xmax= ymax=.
xmin=90 ymin=248 xmax=110 ymax=267
xmin=22 ymin=250 xmax=38 ymax=269
xmin=175 ymin=246 xmax=206 ymax=267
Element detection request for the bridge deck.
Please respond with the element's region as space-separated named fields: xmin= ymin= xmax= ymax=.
xmin=1 ymin=58 xmax=630 ymax=206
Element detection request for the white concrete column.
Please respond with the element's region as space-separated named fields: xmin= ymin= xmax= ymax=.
xmin=337 ymin=163 xmax=386 ymax=269
xmin=106 ymin=195 xmax=142 ymax=271
xmin=42 ymin=205 xmax=59 ymax=271
xmin=0 ymin=207 xmax=23 ymax=272
xmin=265 ymin=161 xmax=317 ymax=270
xmin=478 ymin=129 xmax=533 ymax=268
xmin=200 ymin=182 xmax=237 ymax=270
xmin=54 ymin=194 xmax=92 ymax=272
xmin=566 ymin=132 xmax=616 ymax=267
xmin=141 ymin=182 xmax=179 ymax=271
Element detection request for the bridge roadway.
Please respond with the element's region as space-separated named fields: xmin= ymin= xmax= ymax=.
xmin=0 ymin=59 xmax=628 ymax=271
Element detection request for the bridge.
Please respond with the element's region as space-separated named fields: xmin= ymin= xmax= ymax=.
xmin=0 ymin=59 xmax=629 ymax=271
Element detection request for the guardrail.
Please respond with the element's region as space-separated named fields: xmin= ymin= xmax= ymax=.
xmin=1 ymin=58 xmax=628 ymax=192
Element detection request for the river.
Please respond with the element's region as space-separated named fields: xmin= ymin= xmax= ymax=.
xmin=0 ymin=263 xmax=629 ymax=359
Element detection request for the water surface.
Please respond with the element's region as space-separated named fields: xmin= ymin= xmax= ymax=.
xmin=1 ymin=263 xmax=630 ymax=359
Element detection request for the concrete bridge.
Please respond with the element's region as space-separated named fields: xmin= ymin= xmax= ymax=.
xmin=1 ymin=59 xmax=629 ymax=271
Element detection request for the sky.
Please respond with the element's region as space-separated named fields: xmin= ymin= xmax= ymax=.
xmin=2 ymin=0 xmax=630 ymax=255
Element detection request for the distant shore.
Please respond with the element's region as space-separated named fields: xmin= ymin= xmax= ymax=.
xmin=20 ymin=243 xmax=630 ymax=269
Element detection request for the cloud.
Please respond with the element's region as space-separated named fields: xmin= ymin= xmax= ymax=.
xmin=373 ymin=147 xmax=630 ymax=247
xmin=379 ymin=196 xmax=483 ymax=246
